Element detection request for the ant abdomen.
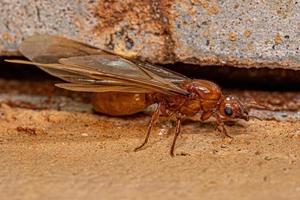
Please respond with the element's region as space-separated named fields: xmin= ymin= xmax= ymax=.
xmin=92 ymin=93 xmax=150 ymax=116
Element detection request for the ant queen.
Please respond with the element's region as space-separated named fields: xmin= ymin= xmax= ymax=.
xmin=6 ymin=35 xmax=261 ymax=156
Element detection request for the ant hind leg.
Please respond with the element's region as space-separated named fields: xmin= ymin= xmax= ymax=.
xmin=170 ymin=117 xmax=182 ymax=157
xmin=134 ymin=104 xmax=161 ymax=152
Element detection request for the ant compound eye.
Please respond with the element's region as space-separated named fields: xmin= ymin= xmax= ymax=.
xmin=224 ymin=106 xmax=233 ymax=116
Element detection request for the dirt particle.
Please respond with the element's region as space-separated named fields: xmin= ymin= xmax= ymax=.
xmin=2 ymin=32 xmax=14 ymax=42
xmin=106 ymin=34 xmax=115 ymax=50
xmin=287 ymin=130 xmax=300 ymax=138
xmin=274 ymin=33 xmax=283 ymax=45
xmin=212 ymin=149 xmax=219 ymax=154
xmin=125 ymin=36 xmax=134 ymax=50
xmin=243 ymin=30 xmax=252 ymax=38
xmin=207 ymin=5 xmax=220 ymax=15
xmin=191 ymin=0 xmax=209 ymax=8
xmin=229 ymin=32 xmax=237 ymax=41
xmin=263 ymin=176 xmax=269 ymax=182
xmin=81 ymin=133 xmax=89 ymax=137
xmin=16 ymin=126 xmax=46 ymax=136
xmin=247 ymin=43 xmax=254 ymax=50
xmin=203 ymin=30 xmax=209 ymax=37
xmin=206 ymin=39 xmax=210 ymax=46
xmin=264 ymin=39 xmax=273 ymax=45
xmin=6 ymin=100 xmax=39 ymax=110
xmin=264 ymin=156 xmax=272 ymax=161
xmin=177 ymin=152 xmax=190 ymax=156
xmin=282 ymin=168 xmax=289 ymax=173
xmin=191 ymin=0 xmax=220 ymax=15
xmin=280 ymin=113 xmax=288 ymax=118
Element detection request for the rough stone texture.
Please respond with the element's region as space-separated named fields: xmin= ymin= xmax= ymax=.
xmin=0 ymin=0 xmax=299 ymax=69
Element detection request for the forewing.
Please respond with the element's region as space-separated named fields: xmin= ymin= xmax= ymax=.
xmin=19 ymin=34 xmax=102 ymax=63
xmin=17 ymin=34 xmax=107 ymax=82
xmin=5 ymin=59 xmax=173 ymax=94
xmin=5 ymin=59 xmax=140 ymax=85
xmin=59 ymin=55 xmax=188 ymax=95
xmin=134 ymin=60 xmax=189 ymax=83
xmin=55 ymin=83 xmax=154 ymax=93
xmin=9 ymin=34 xmax=189 ymax=95
xmin=20 ymin=34 xmax=188 ymax=84
xmin=60 ymin=55 xmax=150 ymax=80
xmin=5 ymin=59 xmax=100 ymax=84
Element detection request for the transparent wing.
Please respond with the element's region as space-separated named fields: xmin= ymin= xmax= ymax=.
xmin=55 ymin=83 xmax=154 ymax=93
xmin=19 ymin=34 xmax=189 ymax=84
xmin=59 ymin=55 xmax=188 ymax=95
xmin=5 ymin=59 xmax=101 ymax=84
xmin=134 ymin=60 xmax=189 ymax=83
xmin=5 ymin=59 xmax=181 ymax=95
xmin=7 ymin=34 xmax=190 ymax=95
xmin=17 ymin=34 xmax=106 ymax=82
xmin=19 ymin=34 xmax=103 ymax=63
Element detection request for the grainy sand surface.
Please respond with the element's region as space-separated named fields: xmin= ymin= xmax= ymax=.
xmin=1 ymin=79 xmax=300 ymax=200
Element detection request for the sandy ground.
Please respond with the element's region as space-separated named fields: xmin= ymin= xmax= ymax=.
xmin=1 ymin=79 xmax=300 ymax=200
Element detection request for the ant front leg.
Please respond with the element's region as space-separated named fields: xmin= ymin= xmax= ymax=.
xmin=134 ymin=103 xmax=161 ymax=152
xmin=215 ymin=114 xmax=233 ymax=138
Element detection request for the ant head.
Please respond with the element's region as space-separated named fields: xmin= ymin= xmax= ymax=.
xmin=219 ymin=96 xmax=249 ymax=121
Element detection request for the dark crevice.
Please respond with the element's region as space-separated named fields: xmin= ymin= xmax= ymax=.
xmin=1 ymin=56 xmax=300 ymax=91
xmin=163 ymin=63 xmax=300 ymax=91
xmin=0 ymin=56 xmax=57 ymax=81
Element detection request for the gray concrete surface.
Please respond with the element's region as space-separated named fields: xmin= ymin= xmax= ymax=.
xmin=0 ymin=0 xmax=299 ymax=69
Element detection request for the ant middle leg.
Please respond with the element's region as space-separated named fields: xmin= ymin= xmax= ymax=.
xmin=170 ymin=117 xmax=182 ymax=157
xmin=134 ymin=104 xmax=161 ymax=152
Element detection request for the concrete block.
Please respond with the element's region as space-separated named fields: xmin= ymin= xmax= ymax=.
xmin=1 ymin=0 xmax=299 ymax=69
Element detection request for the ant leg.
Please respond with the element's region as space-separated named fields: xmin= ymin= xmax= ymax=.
xmin=215 ymin=115 xmax=232 ymax=138
xmin=217 ymin=122 xmax=232 ymax=138
xmin=170 ymin=117 xmax=181 ymax=157
xmin=134 ymin=104 xmax=161 ymax=152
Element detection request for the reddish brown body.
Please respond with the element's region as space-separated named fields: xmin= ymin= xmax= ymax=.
xmin=92 ymin=79 xmax=249 ymax=156
xmin=151 ymin=80 xmax=222 ymax=118
xmin=92 ymin=80 xmax=222 ymax=117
